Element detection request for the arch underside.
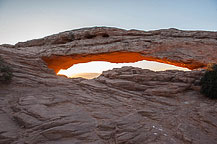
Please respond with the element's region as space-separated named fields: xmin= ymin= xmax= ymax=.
xmin=42 ymin=52 xmax=205 ymax=74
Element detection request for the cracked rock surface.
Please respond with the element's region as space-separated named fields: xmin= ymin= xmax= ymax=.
xmin=0 ymin=27 xmax=217 ymax=144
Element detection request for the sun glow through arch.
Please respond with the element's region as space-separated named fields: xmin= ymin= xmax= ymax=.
xmin=57 ymin=60 xmax=190 ymax=79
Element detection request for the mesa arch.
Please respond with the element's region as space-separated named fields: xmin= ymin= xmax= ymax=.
xmin=34 ymin=27 xmax=217 ymax=75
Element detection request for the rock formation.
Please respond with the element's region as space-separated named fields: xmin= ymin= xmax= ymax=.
xmin=0 ymin=27 xmax=217 ymax=144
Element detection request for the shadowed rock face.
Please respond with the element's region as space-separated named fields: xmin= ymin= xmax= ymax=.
xmin=0 ymin=27 xmax=217 ymax=144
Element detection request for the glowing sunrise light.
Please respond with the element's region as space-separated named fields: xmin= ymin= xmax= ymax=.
xmin=57 ymin=60 xmax=190 ymax=79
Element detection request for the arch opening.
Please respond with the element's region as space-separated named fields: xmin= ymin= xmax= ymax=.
xmin=57 ymin=60 xmax=189 ymax=79
xmin=42 ymin=52 xmax=193 ymax=79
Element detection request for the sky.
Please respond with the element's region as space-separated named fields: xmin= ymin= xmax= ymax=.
xmin=0 ymin=0 xmax=217 ymax=44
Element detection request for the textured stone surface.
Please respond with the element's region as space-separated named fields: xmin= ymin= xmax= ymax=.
xmin=15 ymin=27 xmax=217 ymax=70
xmin=0 ymin=27 xmax=217 ymax=144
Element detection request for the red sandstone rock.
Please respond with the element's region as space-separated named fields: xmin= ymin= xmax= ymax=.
xmin=0 ymin=27 xmax=217 ymax=144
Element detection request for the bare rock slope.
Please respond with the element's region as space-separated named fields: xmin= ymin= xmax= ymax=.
xmin=0 ymin=27 xmax=217 ymax=144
